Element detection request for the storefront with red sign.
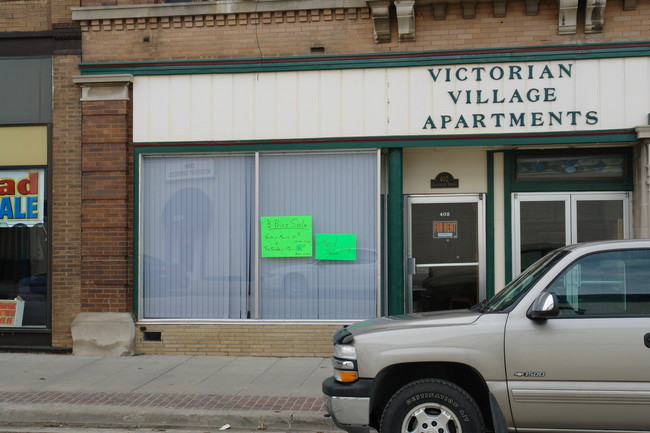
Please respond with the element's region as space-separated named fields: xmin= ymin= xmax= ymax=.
xmin=0 ymin=126 xmax=49 ymax=344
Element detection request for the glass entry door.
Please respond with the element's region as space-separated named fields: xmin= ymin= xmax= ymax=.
xmin=406 ymin=195 xmax=485 ymax=312
xmin=513 ymin=192 xmax=630 ymax=275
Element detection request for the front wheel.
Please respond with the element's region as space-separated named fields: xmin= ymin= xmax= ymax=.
xmin=379 ymin=379 xmax=485 ymax=433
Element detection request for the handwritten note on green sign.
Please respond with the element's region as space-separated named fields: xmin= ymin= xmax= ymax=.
xmin=261 ymin=216 xmax=313 ymax=257
xmin=315 ymin=233 xmax=357 ymax=260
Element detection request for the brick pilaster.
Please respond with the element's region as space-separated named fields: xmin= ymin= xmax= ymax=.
xmin=74 ymin=75 xmax=134 ymax=315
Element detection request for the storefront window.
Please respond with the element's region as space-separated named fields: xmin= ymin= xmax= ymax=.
xmin=140 ymin=151 xmax=379 ymax=320
xmin=0 ymin=169 xmax=47 ymax=327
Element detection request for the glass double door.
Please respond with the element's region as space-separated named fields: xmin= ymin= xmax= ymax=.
xmin=406 ymin=195 xmax=485 ymax=313
xmin=513 ymin=192 xmax=630 ymax=275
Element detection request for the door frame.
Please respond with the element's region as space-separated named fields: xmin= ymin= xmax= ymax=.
xmin=405 ymin=194 xmax=486 ymax=312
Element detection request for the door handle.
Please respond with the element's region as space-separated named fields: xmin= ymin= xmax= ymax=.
xmin=407 ymin=257 xmax=416 ymax=275
xmin=645 ymin=333 xmax=650 ymax=349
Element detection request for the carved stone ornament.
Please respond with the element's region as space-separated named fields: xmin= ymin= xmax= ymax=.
xmin=367 ymin=0 xmax=391 ymax=43
xmin=395 ymin=0 xmax=416 ymax=41
xmin=558 ymin=0 xmax=579 ymax=34
xmin=585 ymin=0 xmax=606 ymax=33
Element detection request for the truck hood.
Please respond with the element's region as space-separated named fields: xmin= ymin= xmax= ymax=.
xmin=344 ymin=309 xmax=482 ymax=339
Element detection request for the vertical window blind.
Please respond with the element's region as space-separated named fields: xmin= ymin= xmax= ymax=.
xmin=140 ymin=151 xmax=379 ymax=320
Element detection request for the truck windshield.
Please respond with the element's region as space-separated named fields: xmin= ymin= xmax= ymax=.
xmin=479 ymin=249 xmax=568 ymax=313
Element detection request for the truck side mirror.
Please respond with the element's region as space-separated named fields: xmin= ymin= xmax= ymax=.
xmin=527 ymin=292 xmax=559 ymax=320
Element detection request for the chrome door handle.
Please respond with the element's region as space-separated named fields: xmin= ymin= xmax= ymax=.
xmin=407 ymin=257 xmax=416 ymax=275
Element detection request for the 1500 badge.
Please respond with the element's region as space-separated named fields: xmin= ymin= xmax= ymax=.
xmin=514 ymin=371 xmax=546 ymax=378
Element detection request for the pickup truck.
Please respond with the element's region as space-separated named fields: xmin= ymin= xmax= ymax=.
xmin=322 ymin=239 xmax=650 ymax=433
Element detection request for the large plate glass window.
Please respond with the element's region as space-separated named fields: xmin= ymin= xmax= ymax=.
xmin=139 ymin=151 xmax=380 ymax=321
xmin=0 ymin=169 xmax=48 ymax=328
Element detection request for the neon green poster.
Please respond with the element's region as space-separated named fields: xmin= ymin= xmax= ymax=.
xmin=315 ymin=233 xmax=357 ymax=260
xmin=261 ymin=216 xmax=313 ymax=257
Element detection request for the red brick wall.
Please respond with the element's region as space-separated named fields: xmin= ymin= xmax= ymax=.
xmin=79 ymin=98 xmax=133 ymax=315
xmin=51 ymin=55 xmax=83 ymax=349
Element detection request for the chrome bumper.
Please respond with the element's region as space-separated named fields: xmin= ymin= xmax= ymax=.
xmin=323 ymin=394 xmax=371 ymax=433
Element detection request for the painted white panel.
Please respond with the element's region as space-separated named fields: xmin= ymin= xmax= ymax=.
xmin=409 ymin=67 xmax=429 ymax=134
xmin=599 ymin=59 xmax=626 ymax=129
xmin=297 ymin=71 xmax=320 ymax=138
xmin=624 ymin=57 xmax=650 ymax=126
xmin=254 ymin=72 xmax=277 ymax=139
xmin=276 ymin=72 xmax=298 ymax=138
xmin=133 ymin=57 xmax=650 ymax=143
xmin=168 ymin=76 xmax=192 ymax=141
xmin=132 ymin=76 xmax=149 ymax=143
xmin=137 ymin=76 xmax=173 ymax=142
xmin=320 ymin=71 xmax=342 ymax=136
xmin=386 ymin=68 xmax=410 ymax=135
xmin=232 ymin=74 xmax=255 ymax=140
xmin=363 ymin=68 xmax=388 ymax=135
xmin=189 ymin=75 xmax=212 ymax=141
xmin=549 ymin=62 xmax=576 ymax=132
xmin=575 ymin=60 xmax=600 ymax=130
xmin=211 ymin=74 xmax=234 ymax=141
xmin=341 ymin=69 xmax=364 ymax=137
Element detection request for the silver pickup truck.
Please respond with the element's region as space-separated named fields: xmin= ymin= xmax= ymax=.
xmin=322 ymin=239 xmax=650 ymax=433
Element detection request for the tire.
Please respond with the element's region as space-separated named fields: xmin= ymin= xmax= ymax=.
xmin=379 ymin=378 xmax=485 ymax=433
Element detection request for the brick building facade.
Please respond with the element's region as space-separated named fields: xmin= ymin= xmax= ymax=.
xmin=2 ymin=0 xmax=650 ymax=356
xmin=1 ymin=0 xmax=81 ymax=349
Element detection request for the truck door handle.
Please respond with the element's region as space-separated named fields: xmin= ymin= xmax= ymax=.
xmin=645 ymin=333 xmax=650 ymax=349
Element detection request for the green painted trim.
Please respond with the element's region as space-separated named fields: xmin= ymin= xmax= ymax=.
xmin=486 ymin=152 xmax=495 ymax=299
xmin=504 ymin=151 xmax=514 ymax=283
xmin=79 ymin=41 xmax=650 ymax=76
xmin=387 ymin=148 xmax=405 ymax=316
xmin=133 ymin=129 xmax=638 ymax=152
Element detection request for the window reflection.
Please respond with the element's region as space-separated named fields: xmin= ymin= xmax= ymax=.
xmin=0 ymin=223 xmax=47 ymax=327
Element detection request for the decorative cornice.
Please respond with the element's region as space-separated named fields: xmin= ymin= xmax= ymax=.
xmin=367 ymin=0 xmax=391 ymax=43
xmin=585 ymin=0 xmax=606 ymax=33
xmin=558 ymin=0 xmax=579 ymax=34
xmin=73 ymin=74 xmax=134 ymax=101
xmin=637 ymin=126 xmax=650 ymax=141
xmin=76 ymin=8 xmax=369 ymax=32
xmin=395 ymin=0 xmax=416 ymax=41
xmin=72 ymin=0 xmax=368 ymax=21
xmin=72 ymin=0 xmax=636 ymax=41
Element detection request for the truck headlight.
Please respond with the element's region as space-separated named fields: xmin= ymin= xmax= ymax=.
xmin=334 ymin=344 xmax=357 ymax=359
xmin=332 ymin=344 xmax=358 ymax=383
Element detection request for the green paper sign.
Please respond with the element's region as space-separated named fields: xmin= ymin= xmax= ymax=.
xmin=315 ymin=233 xmax=357 ymax=260
xmin=261 ymin=216 xmax=313 ymax=257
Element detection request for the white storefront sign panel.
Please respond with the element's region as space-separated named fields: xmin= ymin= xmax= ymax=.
xmin=133 ymin=57 xmax=650 ymax=143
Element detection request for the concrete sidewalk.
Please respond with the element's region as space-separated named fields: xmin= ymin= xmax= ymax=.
xmin=0 ymin=353 xmax=339 ymax=432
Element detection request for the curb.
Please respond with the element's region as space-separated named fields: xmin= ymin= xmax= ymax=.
xmin=0 ymin=404 xmax=338 ymax=432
